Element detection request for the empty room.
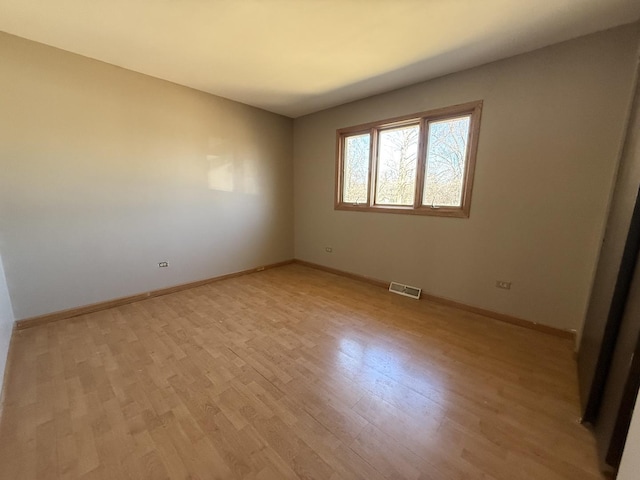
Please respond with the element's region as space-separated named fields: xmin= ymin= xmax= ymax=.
xmin=2 ymin=1 xmax=640 ymax=479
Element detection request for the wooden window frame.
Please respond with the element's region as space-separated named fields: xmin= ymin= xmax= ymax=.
xmin=335 ymin=100 xmax=483 ymax=218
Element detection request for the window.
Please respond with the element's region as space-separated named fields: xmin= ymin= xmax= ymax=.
xmin=336 ymin=101 xmax=482 ymax=217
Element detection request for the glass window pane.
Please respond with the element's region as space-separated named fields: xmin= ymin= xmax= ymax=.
xmin=423 ymin=116 xmax=471 ymax=207
xmin=374 ymin=125 xmax=419 ymax=206
xmin=342 ymin=133 xmax=371 ymax=204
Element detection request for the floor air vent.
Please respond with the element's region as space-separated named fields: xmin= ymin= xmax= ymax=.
xmin=389 ymin=282 xmax=421 ymax=299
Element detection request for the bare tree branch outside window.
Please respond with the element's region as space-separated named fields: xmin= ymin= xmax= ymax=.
xmin=423 ymin=116 xmax=470 ymax=207
xmin=375 ymin=125 xmax=419 ymax=205
xmin=343 ymin=134 xmax=370 ymax=204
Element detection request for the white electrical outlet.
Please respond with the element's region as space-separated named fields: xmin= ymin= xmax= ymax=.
xmin=496 ymin=280 xmax=511 ymax=290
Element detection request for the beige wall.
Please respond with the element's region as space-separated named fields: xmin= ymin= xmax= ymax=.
xmin=0 ymin=32 xmax=294 ymax=320
xmin=0 ymin=253 xmax=14 ymax=398
xmin=579 ymin=52 xmax=639 ymax=407
xmin=293 ymin=24 xmax=640 ymax=333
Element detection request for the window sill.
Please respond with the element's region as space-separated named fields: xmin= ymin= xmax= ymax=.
xmin=334 ymin=203 xmax=469 ymax=218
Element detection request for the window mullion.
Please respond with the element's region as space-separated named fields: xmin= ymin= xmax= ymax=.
xmin=336 ymin=133 xmax=345 ymax=206
xmin=414 ymin=118 xmax=428 ymax=209
xmin=368 ymin=128 xmax=378 ymax=207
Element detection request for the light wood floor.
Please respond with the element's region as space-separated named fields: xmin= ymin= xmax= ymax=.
xmin=0 ymin=264 xmax=604 ymax=480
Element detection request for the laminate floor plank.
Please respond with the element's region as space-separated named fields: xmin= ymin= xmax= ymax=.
xmin=0 ymin=264 xmax=604 ymax=479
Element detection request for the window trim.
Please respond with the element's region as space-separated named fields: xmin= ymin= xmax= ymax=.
xmin=335 ymin=100 xmax=483 ymax=218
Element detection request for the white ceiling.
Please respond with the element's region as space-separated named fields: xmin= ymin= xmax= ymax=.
xmin=1 ymin=1 xmax=639 ymax=118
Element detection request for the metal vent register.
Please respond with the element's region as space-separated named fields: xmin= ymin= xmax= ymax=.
xmin=389 ymin=282 xmax=421 ymax=299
